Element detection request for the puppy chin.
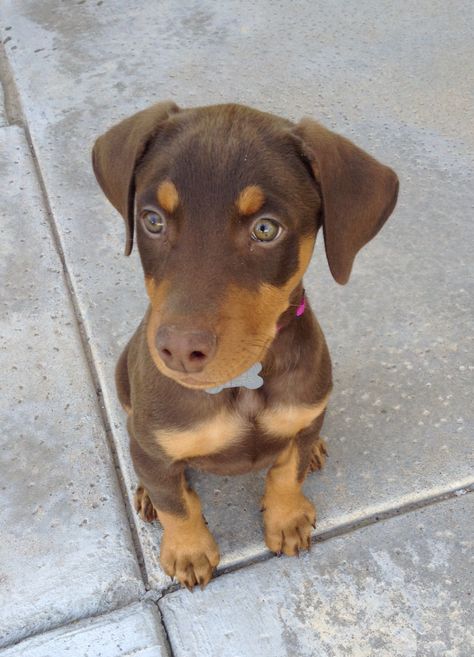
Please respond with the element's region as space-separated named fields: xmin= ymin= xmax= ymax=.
xmin=170 ymin=373 xmax=217 ymax=390
xmin=149 ymin=357 xmax=222 ymax=389
xmin=158 ymin=359 xmax=257 ymax=391
xmin=162 ymin=370 xmax=234 ymax=391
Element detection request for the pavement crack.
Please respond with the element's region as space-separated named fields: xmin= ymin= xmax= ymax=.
xmin=151 ymin=597 xmax=176 ymax=657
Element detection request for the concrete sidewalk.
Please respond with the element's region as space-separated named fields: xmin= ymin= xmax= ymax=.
xmin=0 ymin=1 xmax=472 ymax=655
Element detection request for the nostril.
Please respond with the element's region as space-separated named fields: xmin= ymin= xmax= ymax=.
xmin=190 ymin=350 xmax=206 ymax=361
xmin=156 ymin=326 xmax=216 ymax=373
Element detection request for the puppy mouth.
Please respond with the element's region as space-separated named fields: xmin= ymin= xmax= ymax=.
xmin=167 ymin=365 xmax=251 ymax=390
xmin=173 ymin=374 xmax=219 ymax=389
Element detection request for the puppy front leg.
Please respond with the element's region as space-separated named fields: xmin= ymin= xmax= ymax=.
xmin=130 ymin=438 xmax=220 ymax=590
xmin=262 ymin=414 xmax=325 ymax=556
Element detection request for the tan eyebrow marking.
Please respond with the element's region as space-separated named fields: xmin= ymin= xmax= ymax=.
xmin=157 ymin=180 xmax=179 ymax=213
xmin=236 ymin=185 xmax=265 ymax=216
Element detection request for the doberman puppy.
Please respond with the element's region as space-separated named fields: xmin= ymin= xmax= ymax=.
xmin=92 ymin=102 xmax=398 ymax=589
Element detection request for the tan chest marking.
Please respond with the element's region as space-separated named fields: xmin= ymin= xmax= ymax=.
xmin=259 ymin=393 xmax=330 ymax=438
xmin=157 ymin=409 xmax=246 ymax=461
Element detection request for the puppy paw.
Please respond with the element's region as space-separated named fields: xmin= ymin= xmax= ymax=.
xmin=134 ymin=485 xmax=158 ymax=523
xmin=160 ymin=523 xmax=220 ymax=590
xmin=262 ymin=492 xmax=316 ymax=556
xmin=308 ymin=437 xmax=328 ymax=472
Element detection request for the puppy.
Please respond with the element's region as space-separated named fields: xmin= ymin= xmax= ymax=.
xmin=92 ymin=102 xmax=398 ymax=589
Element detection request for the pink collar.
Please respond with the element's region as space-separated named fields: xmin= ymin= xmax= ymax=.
xmin=295 ymin=295 xmax=307 ymax=317
xmin=276 ymin=292 xmax=306 ymax=332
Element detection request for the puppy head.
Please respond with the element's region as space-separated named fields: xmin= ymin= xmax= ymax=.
xmin=92 ymin=102 xmax=398 ymax=389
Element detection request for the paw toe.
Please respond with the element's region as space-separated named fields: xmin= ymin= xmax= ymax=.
xmin=264 ymin=495 xmax=316 ymax=558
xmin=134 ymin=486 xmax=158 ymax=523
xmin=309 ymin=437 xmax=328 ymax=471
xmin=160 ymin=528 xmax=220 ymax=591
xmin=173 ymin=554 xmax=216 ymax=591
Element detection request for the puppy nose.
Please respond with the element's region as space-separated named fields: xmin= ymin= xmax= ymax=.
xmin=155 ymin=326 xmax=217 ymax=373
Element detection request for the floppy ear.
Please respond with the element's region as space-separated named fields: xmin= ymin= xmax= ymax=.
xmin=294 ymin=118 xmax=399 ymax=284
xmin=92 ymin=101 xmax=180 ymax=255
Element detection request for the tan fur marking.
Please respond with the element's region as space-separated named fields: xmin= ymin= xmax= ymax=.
xmin=262 ymin=441 xmax=316 ymax=556
xmin=265 ymin=441 xmax=300 ymax=494
xmin=158 ymin=484 xmax=220 ymax=589
xmin=157 ymin=180 xmax=179 ymax=213
xmin=144 ymin=276 xmax=170 ymax=307
xmin=259 ymin=392 xmax=330 ymax=437
xmin=145 ymin=275 xmax=155 ymax=300
xmin=156 ymin=410 xmax=247 ymax=460
xmin=236 ymin=185 xmax=265 ymax=215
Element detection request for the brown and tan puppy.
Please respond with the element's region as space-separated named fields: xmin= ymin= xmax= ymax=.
xmin=92 ymin=102 xmax=398 ymax=589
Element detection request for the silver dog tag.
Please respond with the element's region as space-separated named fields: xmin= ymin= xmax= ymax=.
xmin=205 ymin=362 xmax=263 ymax=394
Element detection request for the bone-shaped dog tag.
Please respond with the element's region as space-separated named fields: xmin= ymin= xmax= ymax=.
xmin=205 ymin=362 xmax=263 ymax=394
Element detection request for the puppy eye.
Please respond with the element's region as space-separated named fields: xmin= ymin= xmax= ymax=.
xmin=251 ymin=217 xmax=281 ymax=242
xmin=141 ymin=210 xmax=166 ymax=235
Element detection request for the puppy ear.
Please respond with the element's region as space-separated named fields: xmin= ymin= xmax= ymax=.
xmin=92 ymin=101 xmax=180 ymax=255
xmin=294 ymin=119 xmax=399 ymax=284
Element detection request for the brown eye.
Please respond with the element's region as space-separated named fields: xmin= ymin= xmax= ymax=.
xmin=142 ymin=210 xmax=166 ymax=235
xmin=251 ymin=217 xmax=281 ymax=242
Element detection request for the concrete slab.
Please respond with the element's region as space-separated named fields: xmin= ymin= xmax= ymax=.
xmin=160 ymin=494 xmax=474 ymax=657
xmin=1 ymin=1 xmax=473 ymax=589
xmin=2 ymin=602 xmax=168 ymax=657
xmin=0 ymin=126 xmax=143 ymax=648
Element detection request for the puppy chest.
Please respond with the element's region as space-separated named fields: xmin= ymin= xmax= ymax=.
xmin=155 ymin=409 xmax=247 ymax=461
xmin=258 ymin=398 xmax=328 ymax=437
xmin=155 ymin=395 xmax=328 ymax=462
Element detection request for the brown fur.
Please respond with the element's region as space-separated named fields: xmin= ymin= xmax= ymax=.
xmin=92 ymin=102 xmax=398 ymax=589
